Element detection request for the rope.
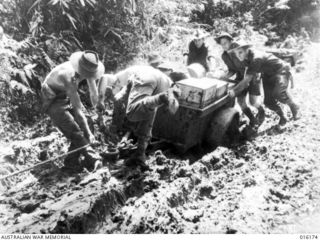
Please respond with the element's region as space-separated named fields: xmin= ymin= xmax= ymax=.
xmin=0 ymin=143 xmax=90 ymax=181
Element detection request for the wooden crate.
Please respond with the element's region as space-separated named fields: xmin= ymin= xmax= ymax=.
xmin=177 ymin=78 xmax=228 ymax=109
xmin=214 ymin=79 xmax=229 ymax=100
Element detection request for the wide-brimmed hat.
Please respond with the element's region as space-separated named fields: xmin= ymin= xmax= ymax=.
xmin=193 ymin=29 xmax=210 ymax=40
xmin=148 ymin=53 xmax=163 ymax=68
xmin=215 ymin=32 xmax=234 ymax=44
xmin=70 ymin=50 xmax=105 ymax=80
xmin=157 ymin=61 xmax=174 ymax=71
xmin=228 ymin=41 xmax=252 ymax=53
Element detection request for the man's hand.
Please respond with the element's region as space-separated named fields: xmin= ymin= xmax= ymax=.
xmin=228 ymin=89 xmax=236 ymax=98
xmin=114 ymin=92 xmax=123 ymax=102
xmin=172 ymin=85 xmax=182 ymax=98
xmin=88 ymin=132 xmax=96 ymax=144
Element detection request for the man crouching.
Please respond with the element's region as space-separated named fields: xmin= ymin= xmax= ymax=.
xmin=97 ymin=64 xmax=181 ymax=171
xmin=41 ymin=51 xmax=104 ymax=172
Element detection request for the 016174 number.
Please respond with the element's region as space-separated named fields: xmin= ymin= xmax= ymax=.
xmin=300 ymin=235 xmax=318 ymax=239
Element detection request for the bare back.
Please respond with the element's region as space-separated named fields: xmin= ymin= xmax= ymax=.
xmin=44 ymin=61 xmax=75 ymax=94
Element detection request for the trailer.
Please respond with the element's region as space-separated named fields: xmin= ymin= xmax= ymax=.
xmin=152 ymin=78 xmax=240 ymax=153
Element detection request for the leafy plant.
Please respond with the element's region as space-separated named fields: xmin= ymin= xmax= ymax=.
xmin=191 ymin=0 xmax=320 ymax=39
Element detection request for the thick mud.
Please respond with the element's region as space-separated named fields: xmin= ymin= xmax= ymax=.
xmin=0 ymin=44 xmax=319 ymax=234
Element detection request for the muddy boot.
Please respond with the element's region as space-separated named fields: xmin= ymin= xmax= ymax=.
xmin=125 ymin=138 xmax=150 ymax=172
xmin=288 ymin=101 xmax=301 ymax=120
xmin=256 ymin=106 xmax=266 ymax=126
xmin=275 ymin=109 xmax=288 ymax=126
xmin=243 ymin=107 xmax=257 ymax=127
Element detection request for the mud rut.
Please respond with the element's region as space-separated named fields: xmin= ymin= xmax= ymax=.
xmin=0 ymin=44 xmax=320 ymax=234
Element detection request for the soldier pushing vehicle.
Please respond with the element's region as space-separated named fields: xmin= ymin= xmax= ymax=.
xmin=97 ymin=64 xmax=181 ymax=171
xmin=214 ymin=32 xmax=265 ymax=127
xmin=228 ymin=41 xmax=301 ymax=125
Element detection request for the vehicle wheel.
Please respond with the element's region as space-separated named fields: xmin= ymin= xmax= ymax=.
xmin=204 ymin=107 xmax=240 ymax=149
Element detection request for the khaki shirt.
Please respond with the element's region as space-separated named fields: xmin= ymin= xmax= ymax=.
xmin=116 ymin=65 xmax=172 ymax=93
xmin=245 ymin=49 xmax=290 ymax=78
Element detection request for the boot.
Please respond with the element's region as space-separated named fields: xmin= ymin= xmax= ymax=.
xmin=256 ymin=106 xmax=266 ymax=126
xmin=288 ymin=101 xmax=301 ymax=120
xmin=125 ymin=138 xmax=150 ymax=172
xmin=243 ymin=107 xmax=257 ymax=127
xmin=274 ymin=108 xmax=287 ymax=126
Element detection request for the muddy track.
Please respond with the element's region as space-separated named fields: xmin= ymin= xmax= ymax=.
xmin=0 ymin=43 xmax=320 ymax=234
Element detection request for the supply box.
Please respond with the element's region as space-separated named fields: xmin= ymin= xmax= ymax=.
xmin=177 ymin=78 xmax=228 ymax=109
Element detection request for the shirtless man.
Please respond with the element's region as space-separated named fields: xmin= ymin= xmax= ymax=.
xmin=97 ymin=65 xmax=180 ymax=171
xmin=41 ymin=50 xmax=105 ymax=171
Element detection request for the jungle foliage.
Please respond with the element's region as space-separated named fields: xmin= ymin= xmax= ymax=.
xmin=191 ymin=0 xmax=320 ymax=39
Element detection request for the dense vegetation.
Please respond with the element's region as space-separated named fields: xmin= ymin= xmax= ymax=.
xmin=0 ymin=0 xmax=319 ymax=125
xmin=191 ymin=0 xmax=320 ymax=39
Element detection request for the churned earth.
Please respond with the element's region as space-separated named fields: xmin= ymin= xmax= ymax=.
xmin=98 ymin=42 xmax=320 ymax=234
xmin=0 ymin=43 xmax=319 ymax=234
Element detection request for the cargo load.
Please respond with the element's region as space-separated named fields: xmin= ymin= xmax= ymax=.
xmin=177 ymin=78 xmax=228 ymax=109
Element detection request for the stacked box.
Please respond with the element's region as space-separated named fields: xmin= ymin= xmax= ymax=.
xmin=214 ymin=79 xmax=229 ymax=100
xmin=177 ymin=78 xmax=228 ymax=109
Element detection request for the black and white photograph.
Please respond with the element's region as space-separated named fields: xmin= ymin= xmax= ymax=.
xmin=0 ymin=0 xmax=319 ymax=238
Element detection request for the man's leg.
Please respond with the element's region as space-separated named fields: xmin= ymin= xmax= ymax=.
xmin=274 ymin=73 xmax=301 ymax=120
xmin=125 ymin=85 xmax=176 ymax=169
xmin=111 ymin=97 xmax=127 ymax=132
xmin=263 ymin=80 xmax=287 ymax=126
xmin=128 ymin=110 xmax=157 ymax=171
xmin=47 ymin=99 xmax=99 ymax=171
xmin=125 ymin=92 xmax=162 ymax=170
xmin=249 ymin=77 xmax=265 ymax=125
xmin=237 ymin=91 xmax=257 ymax=127
xmin=250 ymin=95 xmax=265 ymax=125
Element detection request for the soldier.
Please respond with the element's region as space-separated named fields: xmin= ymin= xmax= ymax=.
xmin=183 ymin=29 xmax=215 ymax=72
xmin=228 ymin=41 xmax=301 ymax=126
xmin=97 ymin=65 xmax=181 ymax=171
xmin=41 ymin=51 xmax=104 ymax=171
xmin=215 ymin=32 xmax=265 ymax=126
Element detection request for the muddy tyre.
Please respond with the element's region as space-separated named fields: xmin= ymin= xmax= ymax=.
xmin=205 ymin=107 xmax=240 ymax=148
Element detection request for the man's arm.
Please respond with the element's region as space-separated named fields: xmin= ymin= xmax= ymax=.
xmin=97 ymin=75 xmax=110 ymax=109
xmin=87 ymin=78 xmax=99 ymax=108
xmin=183 ymin=42 xmax=192 ymax=65
xmin=219 ymin=70 xmax=236 ymax=80
xmin=183 ymin=52 xmax=189 ymax=65
xmin=229 ymin=74 xmax=254 ymax=97
xmin=97 ymin=74 xmax=119 ymax=111
xmin=62 ymin=74 xmax=95 ymax=143
xmin=207 ymin=45 xmax=215 ymax=71
xmin=114 ymin=83 xmax=131 ymax=101
xmin=217 ymin=53 xmax=237 ymax=80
